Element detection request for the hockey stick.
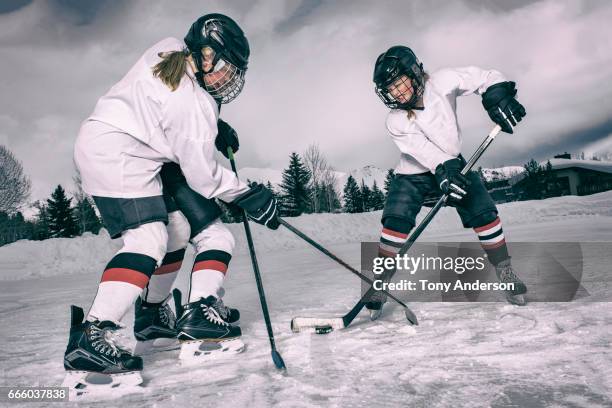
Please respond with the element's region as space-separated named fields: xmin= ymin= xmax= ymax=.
xmin=278 ymin=218 xmax=418 ymax=331
xmin=293 ymin=124 xmax=502 ymax=332
xmin=227 ymin=148 xmax=286 ymax=370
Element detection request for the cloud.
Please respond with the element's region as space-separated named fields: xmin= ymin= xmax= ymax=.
xmin=1 ymin=0 xmax=612 ymax=203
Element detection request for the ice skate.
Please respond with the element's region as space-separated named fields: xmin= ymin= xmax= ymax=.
xmin=366 ymin=270 xmax=391 ymax=320
xmin=62 ymin=305 xmax=143 ymax=399
xmin=366 ymin=283 xmax=388 ymax=320
xmin=176 ymin=295 xmax=245 ymax=362
xmin=133 ymin=296 xmax=179 ymax=356
xmin=495 ymin=258 xmax=527 ymax=306
xmin=366 ymin=300 xmax=386 ymax=321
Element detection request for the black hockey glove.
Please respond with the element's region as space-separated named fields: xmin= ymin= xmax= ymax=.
xmin=481 ymin=81 xmax=526 ymax=134
xmin=233 ymin=184 xmax=280 ymax=230
xmin=215 ymin=119 xmax=239 ymax=159
xmin=435 ymin=158 xmax=470 ymax=206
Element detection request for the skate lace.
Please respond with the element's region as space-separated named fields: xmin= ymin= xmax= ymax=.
xmin=212 ymin=298 xmax=230 ymax=321
xmin=200 ymin=304 xmax=228 ymax=326
xmin=158 ymin=303 xmax=175 ymax=328
xmin=498 ymin=265 xmax=520 ymax=284
xmin=89 ymin=325 xmax=121 ymax=357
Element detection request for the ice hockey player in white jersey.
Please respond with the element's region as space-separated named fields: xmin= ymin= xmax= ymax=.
xmin=367 ymin=46 xmax=527 ymax=320
xmin=63 ymin=14 xmax=280 ymax=397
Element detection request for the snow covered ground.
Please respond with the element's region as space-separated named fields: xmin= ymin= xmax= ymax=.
xmin=1 ymin=192 xmax=612 ymax=407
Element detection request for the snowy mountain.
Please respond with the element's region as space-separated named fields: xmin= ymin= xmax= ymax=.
xmin=479 ymin=166 xmax=524 ymax=181
xmin=340 ymin=165 xmax=387 ymax=189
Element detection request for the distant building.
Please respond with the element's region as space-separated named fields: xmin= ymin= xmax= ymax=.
xmin=486 ymin=178 xmax=515 ymax=203
xmin=512 ymin=158 xmax=612 ymax=198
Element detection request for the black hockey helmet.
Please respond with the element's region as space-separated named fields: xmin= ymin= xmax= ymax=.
xmin=184 ymin=13 xmax=250 ymax=104
xmin=373 ymin=46 xmax=425 ymax=110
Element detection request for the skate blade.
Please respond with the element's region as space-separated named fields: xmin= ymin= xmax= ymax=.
xmin=179 ymin=337 xmax=245 ymax=363
xmin=134 ymin=337 xmax=180 ymax=356
xmin=506 ymin=293 xmax=527 ymax=306
xmin=369 ymin=308 xmax=383 ymax=321
xmin=62 ymin=370 xmax=143 ymax=400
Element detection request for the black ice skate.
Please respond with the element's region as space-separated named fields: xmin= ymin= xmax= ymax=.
xmin=133 ymin=296 xmax=179 ymax=355
xmin=175 ymin=294 xmax=245 ymax=362
xmin=62 ymin=305 xmax=143 ymax=399
xmin=495 ymin=258 xmax=527 ymax=306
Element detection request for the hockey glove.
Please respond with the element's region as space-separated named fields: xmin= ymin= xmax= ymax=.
xmin=481 ymin=81 xmax=526 ymax=134
xmin=435 ymin=158 xmax=470 ymax=206
xmin=215 ymin=119 xmax=239 ymax=158
xmin=233 ymin=184 xmax=280 ymax=230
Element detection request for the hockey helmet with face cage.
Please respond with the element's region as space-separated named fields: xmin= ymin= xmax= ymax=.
xmin=184 ymin=14 xmax=250 ymax=104
xmin=373 ymin=46 xmax=426 ymax=110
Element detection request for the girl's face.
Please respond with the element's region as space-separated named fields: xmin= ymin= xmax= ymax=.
xmin=387 ymin=75 xmax=413 ymax=104
xmin=201 ymin=47 xmax=216 ymax=73
xmin=201 ymin=47 xmax=232 ymax=90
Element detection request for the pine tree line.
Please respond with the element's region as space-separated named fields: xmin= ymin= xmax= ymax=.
xmin=342 ymin=176 xmax=386 ymax=213
xmin=2 ymin=144 xmax=396 ymax=245
xmin=0 ymin=184 xmax=101 ymax=246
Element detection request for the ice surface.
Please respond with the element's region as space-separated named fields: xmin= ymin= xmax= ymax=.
xmin=1 ymin=192 xmax=611 ymax=407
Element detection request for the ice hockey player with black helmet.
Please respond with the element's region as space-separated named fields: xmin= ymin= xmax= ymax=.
xmin=367 ymin=45 xmax=527 ymax=320
xmin=64 ymin=13 xmax=280 ymax=397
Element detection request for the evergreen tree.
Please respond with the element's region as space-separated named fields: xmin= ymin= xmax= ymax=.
xmin=32 ymin=200 xmax=51 ymax=240
xmin=360 ymin=180 xmax=372 ymax=212
xmin=0 ymin=211 xmax=34 ymax=246
xmin=279 ymin=153 xmax=312 ymax=216
xmin=522 ymin=159 xmax=544 ymax=200
xmin=74 ymin=197 xmax=102 ymax=234
xmin=342 ymin=175 xmax=362 ymax=213
xmin=383 ymin=169 xmax=395 ymax=198
xmin=47 ymin=185 xmax=79 ymax=238
xmin=266 ymin=181 xmax=275 ymax=193
xmin=369 ymin=181 xmax=385 ymax=210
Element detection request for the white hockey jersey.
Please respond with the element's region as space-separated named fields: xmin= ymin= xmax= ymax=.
xmin=386 ymin=66 xmax=506 ymax=174
xmin=77 ymin=37 xmax=248 ymax=202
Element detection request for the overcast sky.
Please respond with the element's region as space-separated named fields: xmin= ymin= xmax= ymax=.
xmin=1 ymin=0 xmax=612 ymax=203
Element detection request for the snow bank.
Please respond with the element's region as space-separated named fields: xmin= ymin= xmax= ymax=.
xmin=1 ymin=191 xmax=612 ymax=281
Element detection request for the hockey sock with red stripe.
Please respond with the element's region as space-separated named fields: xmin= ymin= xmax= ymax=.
xmin=88 ymin=252 xmax=157 ymax=323
xmin=474 ymin=217 xmax=509 ymax=266
xmin=143 ymin=248 xmax=186 ymax=303
xmin=379 ymin=227 xmax=409 ymax=257
xmin=368 ymin=223 xmax=411 ymax=307
xmin=189 ymin=250 xmax=232 ymax=302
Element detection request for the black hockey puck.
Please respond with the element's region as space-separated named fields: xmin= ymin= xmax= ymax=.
xmin=314 ymin=325 xmax=333 ymax=335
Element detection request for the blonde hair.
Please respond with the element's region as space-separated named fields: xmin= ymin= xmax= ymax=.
xmin=152 ymin=50 xmax=189 ymax=91
xmin=405 ymin=72 xmax=430 ymax=120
